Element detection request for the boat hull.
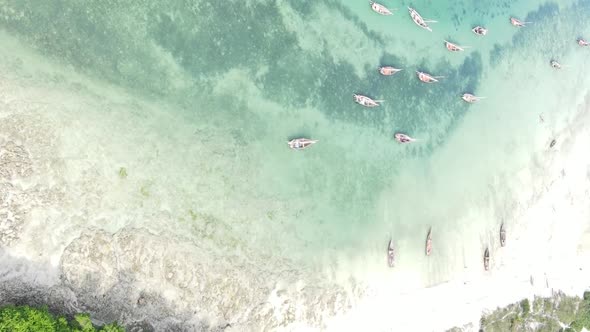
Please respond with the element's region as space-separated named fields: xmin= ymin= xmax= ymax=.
xmin=379 ymin=66 xmax=402 ymax=76
xmin=387 ymin=240 xmax=395 ymax=267
xmin=288 ymin=138 xmax=318 ymax=150
xmin=425 ymin=228 xmax=432 ymax=256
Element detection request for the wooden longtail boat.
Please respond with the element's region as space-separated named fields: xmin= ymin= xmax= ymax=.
xmin=426 ymin=227 xmax=433 ymax=256
xmin=288 ymin=138 xmax=318 ymax=150
xmin=472 ymin=26 xmax=488 ymax=36
xmin=353 ymin=94 xmax=382 ymax=107
xmin=500 ymin=223 xmax=506 ymax=247
xmin=462 ymin=93 xmax=485 ymax=103
xmin=394 ymin=133 xmax=416 ymax=143
xmin=416 ymin=71 xmax=443 ymax=83
xmin=379 ymin=66 xmax=403 ymax=76
xmin=371 ymin=1 xmax=394 ymax=15
xmin=445 ymin=40 xmax=470 ymax=52
xmin=387 ymin=239 xmax=395 ymax=267
xmin=484 ymin=248 xmax=490 ymax=271
xmin=510 ymin=17 xmax=531 ymax=27
xmin=408 ymin=7 xmax=436 ymax=32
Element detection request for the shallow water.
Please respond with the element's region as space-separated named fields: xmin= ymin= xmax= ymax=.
xmin=1 ymin=0 xmax=590 ymax=330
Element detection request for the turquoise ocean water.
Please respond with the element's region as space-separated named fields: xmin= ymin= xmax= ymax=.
xmin=1 ymin=0 xmax=590 ymax=329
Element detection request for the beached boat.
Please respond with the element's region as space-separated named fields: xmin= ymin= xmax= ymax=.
xmin=288 ymin=138 xmax=318 ymax=150
xmin=510 ymin=17 xmax=530 ymax=27
xmin=462 ymin=93 xmax=485 ymax=103
xmin=444 ymin=40 xmax=469 ymax=52
xmin=578 ymin=38 xmax=590 ymax=47
xmin=500 ymin=223 xmax=506 ymax=247
xmin=387 ymin=239 xmax=395 ymax=267
xmin=379 ymin=66 xmax=403 ymax=76
xmin=425 ymin=228 xmax=432 ymax=256
xmin=472 ymin=26 xmax=488 ymax=36
xmin=394 ymin=133 xmax=416 ymax=143
xmin=371 ymin=1 xmax=394 ymax=15
xmin=484 ymin=248 xmax=490 ymax=271
xmin=353 ymin=94 xmax=382 ymax=107
xmin=416 ymin=71 xmax=442 ymax=83
xmin=408 ymin=7 xmax=436 ymax=32
xmin=550 ymin=60 xmax=562 ymax=69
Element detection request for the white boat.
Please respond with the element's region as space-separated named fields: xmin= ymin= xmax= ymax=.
xmin=416 ymin=71 xmax=443 ymax=83
xmin=371 ymin=1 xmax=394 ymax=15
xmin=484 ymin=248 xmax=490 ymax=271
xmin=550 ymin=60 xmax=562 ymax=69
xmin=394 ymin=133 xmax=416 ymax=143
xmin=445 ymin=40 xmax=469 ymax=52
xmin=500 ymin=223 xmax=506 ymax=247
xmin=408 ymin=7 xmax=436 ymax=32
xmin=387 ymin=239 xmax=395 ymax=267
xmin=288 ymin=138 xmax=318 ymax=150
xmin=379 ymin=66 xmax=403 ymax=76
xmin=510 ymin=17 xmax=531 ymax=27
xmin=578 ymin=38 xmax=589 ymax=47
xmin=354 ymin=94 xmax=382 ymax=107
xmin=472 ymin=26 xmax=488 ymax=36
xmin=461 ymin=93 xmax=485 ymax=103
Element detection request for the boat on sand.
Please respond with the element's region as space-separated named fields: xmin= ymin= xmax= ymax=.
xmin=288 ymin=138 xmax=318 ymax=150
xmin=387 ymin=239 xmax=395 ymax=267
xmin=426 ymin=228 xmax=433 ymax=256
xmin=500 ymin=223 xmax=506 ymax=247
xmin=484 ymin=248 xmax=490 ymax=271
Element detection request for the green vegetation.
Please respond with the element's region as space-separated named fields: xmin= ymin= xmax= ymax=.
xmin=447 ymin=291 xmax=590 ymax=332
xmin=519 ymin=299 xmax=530 ymax=317
xmin=118 ymin=167 xmax=128 ymax=179
xmin=0 ymin=305 xmax=124 ymax=332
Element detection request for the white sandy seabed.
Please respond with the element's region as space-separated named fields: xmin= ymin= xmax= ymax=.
xmin=1 ymin=30 xmax=590 ymax=332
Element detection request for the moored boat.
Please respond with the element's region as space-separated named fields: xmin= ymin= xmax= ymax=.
xmin=394 ymin=133 xmax=416 ymax=143
xmin=444 ymin=40 xmax=469 ymax=52
xmin=288 ymin=138 xmax=318 ymax=150
xmin=371 ymin=1 xmax=394 ymax=15
xmin=484 ymin=248 xmax=490 ymax=271
xmin=472 ymin=26 xmax=488 ymax=36
xmin=379 ymin=66 xmax=403 ymax=76
xmin=461 ymin=93 xmax=485 ymax=103
xmin=353 ymin=94 xmax=382 ymax=107
xmin=500 ymin=223 xmax=506 ymax=247
xmin=416 ymin=71 xmax=442 ymax=83
xmin=578 ymin=38 xmax=590 ymax=47
xmin=408 ymin=7 xmax=436 ymax=32
xmin=387 ymin=239 xmax=395 ymax=267
xmin=510 ymin=17 xmax=530 ymax=27
xmin=550 ymin=60 xmax=562 ymax=69
xmin=425 ymin=227 xmax=432 ymax=256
